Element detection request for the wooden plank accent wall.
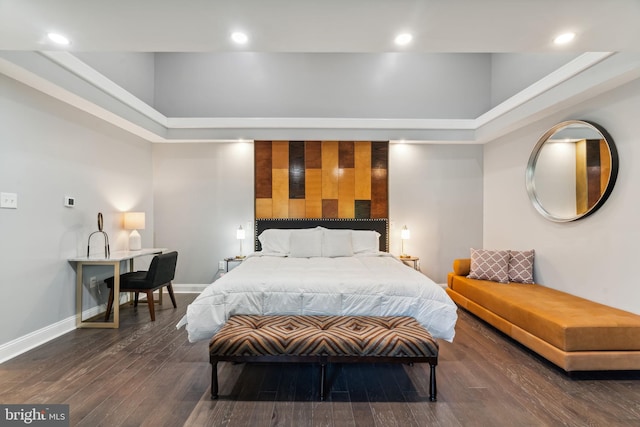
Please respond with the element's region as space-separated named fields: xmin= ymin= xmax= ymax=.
xmin=575 ymin=140 xmax=587 ymax=214
xmin=305 ymin=141 xmax=323 ymax=218
xmin=575 ymin=138 xmax=610 ymax=215
xmin=371 ymin=142 xmax=389 ymax=218
xmin=599 ymin=139 xmax=611 ymax=197
xmin=255 ymin=140 xmax=388 ymax=219
xmin=255 ymin=142 xmax=273 ymax=218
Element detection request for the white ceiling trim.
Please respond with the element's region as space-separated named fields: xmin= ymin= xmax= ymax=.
xmin=0 ymin=51 xmax=633 ymax=144
xmin=40 ymin=51 xmax=168 ymax=126
xmin=475 ymin=52 xmax=613 ymax=128
xmin=167 ymin=117 xmax=476 ymax=130
xmin=0 ymin=55 xmax=166 ymax=141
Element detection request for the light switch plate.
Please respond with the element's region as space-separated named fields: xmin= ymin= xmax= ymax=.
xmin=0 ymin=192 xmax=17 ymax=209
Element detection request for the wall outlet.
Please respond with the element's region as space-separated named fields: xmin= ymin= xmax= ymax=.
xmin=89 ymin=276 xmax=98 ymax=289
xmin=218 ymin=260 xmax=225 ymax=270
xmin=0 ymin=192 xmax=17 ymax=209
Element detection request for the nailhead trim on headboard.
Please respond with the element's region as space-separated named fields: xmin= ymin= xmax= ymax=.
xmin=255 ymin=218 xmax=389 ymax=252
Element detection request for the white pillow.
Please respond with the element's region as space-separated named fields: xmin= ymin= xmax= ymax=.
xmin=322 ymin=230 xmax=354 ymax=257
xmin=351 ymin=230 xmax=381 ymax=254
xmin=289 ymin=229 xmax=323 ymax=257
xmin=258 ymin=229 xmax=292 ymax=255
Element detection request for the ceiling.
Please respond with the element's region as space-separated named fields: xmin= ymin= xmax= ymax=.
xmin=2 ymin=0 xmax=640 ymax=52
xmin=1 ymin=0 xmax=640 ymax=143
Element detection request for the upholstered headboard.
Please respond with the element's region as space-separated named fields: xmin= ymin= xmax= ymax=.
xmin=255 ymin=218 xmax=389 ymax=252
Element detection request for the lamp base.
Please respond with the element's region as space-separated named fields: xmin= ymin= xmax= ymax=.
xmin=129 ymin=230 xmax=142 ymax=251
xmin=399 ymin=254 xmax=411 ymax=259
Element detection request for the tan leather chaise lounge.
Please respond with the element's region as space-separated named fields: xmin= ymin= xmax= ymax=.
xmin=447 ymin=258 xmax=640 ymax=372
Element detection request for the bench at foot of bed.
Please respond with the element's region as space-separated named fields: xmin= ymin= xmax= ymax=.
xmin=208 ymin=314 xmax=439 ymax=401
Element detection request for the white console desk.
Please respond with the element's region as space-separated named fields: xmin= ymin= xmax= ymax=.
xmin=69 ymin=248 xmax=166 ymax=328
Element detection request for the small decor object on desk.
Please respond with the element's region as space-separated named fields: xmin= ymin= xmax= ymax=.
xmin=87 ymin=212 xmax=110 ymax=258
xmin=400 ymin=225 xmax=411 ymax=258
xmin=236 ymin=225 xmax=246 ymax=259
xmin=124 ymin=212 xmax=145 ymax=251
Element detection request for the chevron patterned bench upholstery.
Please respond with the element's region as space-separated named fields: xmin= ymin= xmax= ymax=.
xmin=209 ymin=315 xmax=439 ymax=401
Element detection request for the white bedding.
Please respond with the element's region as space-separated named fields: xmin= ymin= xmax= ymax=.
xmin=177 ymin=253 xmax=458 ymax=343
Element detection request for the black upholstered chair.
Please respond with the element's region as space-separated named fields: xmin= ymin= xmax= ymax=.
xmin=104 ymin=251 xmax=178 ymax=321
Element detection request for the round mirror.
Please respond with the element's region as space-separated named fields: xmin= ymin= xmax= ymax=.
xmin=526 ymin=120 xmax=618 ymax=222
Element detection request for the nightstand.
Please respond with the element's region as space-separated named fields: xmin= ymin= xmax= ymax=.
xmin=399 ymin=256 xmax=420 ymax=270
xmin=224 ymin=257 xmax=245 ymax=272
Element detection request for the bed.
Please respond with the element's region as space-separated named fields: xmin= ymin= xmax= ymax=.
xmin=177 ymin=218 xmax=457 ymax=400
xmin=177 ymin=219 xmax=458 ymax=343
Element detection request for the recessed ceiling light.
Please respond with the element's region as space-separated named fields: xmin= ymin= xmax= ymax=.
xmin=47 ymin=32 xmax=70 ymax=45
xmin=231 ymin=32 xmax=248 ymax=45
xmin=394 ymin=33 xmax=413 ymax=46
xmin=553 ymin=32 xmax=575 ymax=45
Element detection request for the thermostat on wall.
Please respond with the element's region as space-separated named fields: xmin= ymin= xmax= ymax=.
xmin=64 ymin=196 xmax=76 ymax=207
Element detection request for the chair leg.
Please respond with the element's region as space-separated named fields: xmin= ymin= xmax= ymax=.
xmin=166 ymin=283 xmax=177 ymax=308
xmin=134 ymin=292 xmax=139 ymax=307
xmin=105 ymin=287 xmax=114 ymax=321
xmin=146 ymin=290 xmax=156 ymax=321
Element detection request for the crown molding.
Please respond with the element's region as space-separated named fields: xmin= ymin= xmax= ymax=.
xmin=2 ymin=50 xmax=637 ymax=144
xmin=474 ymin=52 xmax=613 ymax=127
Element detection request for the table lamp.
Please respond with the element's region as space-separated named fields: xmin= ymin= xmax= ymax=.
xmin=124 ymin=212 xmax=145 ymax=251
xmin=400 ymin=225 xmax=411 ymax=258
xmin=236 ymin=225 xmax=246 ymax=258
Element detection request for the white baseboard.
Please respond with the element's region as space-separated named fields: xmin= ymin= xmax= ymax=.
xmin=171 ymin=283 xmax=207 ymax=293
xmin=0 ymin=297 xmax=134 ymax=364
xmin=0 ymin=285 xmax=209 ymax=364
xmin=0 ymin=314 xmax=76 ymax=364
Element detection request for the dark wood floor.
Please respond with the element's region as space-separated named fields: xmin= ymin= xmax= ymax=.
xmin=1 ymin=293 xmax=639 ymax=426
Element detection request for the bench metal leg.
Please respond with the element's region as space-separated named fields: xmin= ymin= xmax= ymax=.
xmin=320 ymin=363 xmax=326 ymax=401
xmin=429 ymin=363 xmax=437 ymax=402
xmin=211 ymin=362 xmax=219 ymax=399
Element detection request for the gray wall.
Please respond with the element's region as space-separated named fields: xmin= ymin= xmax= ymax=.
xmin=74 ymin=52 xmax=156 ymax=107
xmin=71 ymin=52 xmax=584 ymax=122
xmin=153 ymin=53 xmax=492 ymax=118
xmin=66 ymin=52 xmax=585 ymax=122
xmin=152 ymin=142 xmax=484 ymax=284
xmin=0 ymin=74 xmax=154 ymax=346
xmin=490 ymin=53 xmax=579 ymax=107
xmin=483 ymin=77 xmax=640 ymax=314
xmin=389 ymin=143 xmax=484 ymax=281
xmin=152 ymin=142 xmax=254 ymax=284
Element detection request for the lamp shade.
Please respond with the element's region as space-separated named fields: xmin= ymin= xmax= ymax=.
xmin=236 ymin=225 xmax=246 ymax=240
xmin=124 ymin=212 xmax=145 ymax=230
xmin=400 ymin=225 xmax=411 ymax=258
xmin=236 ymin=225 xmax=246 ymax=258
xmin=401 ymin=225 xmax=411 ymax=240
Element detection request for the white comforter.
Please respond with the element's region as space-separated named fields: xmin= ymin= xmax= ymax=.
xmin=177 ymin=253 xmax=457 ymax=342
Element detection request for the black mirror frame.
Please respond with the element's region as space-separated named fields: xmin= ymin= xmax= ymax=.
xmin=525 ymin=120 xmax=619 ymax=222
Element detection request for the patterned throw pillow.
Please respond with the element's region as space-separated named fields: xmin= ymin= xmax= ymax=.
xmin=467 ymin=248 xmax=509 ymax=284
xmin=508 ymin=250 xmax=535 ymax=283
